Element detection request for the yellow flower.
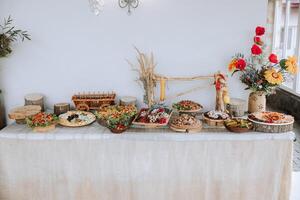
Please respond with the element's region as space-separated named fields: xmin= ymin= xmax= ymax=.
xmin=228 ymin=59 xmax=237 ymax=71
xmin=285 ymin=56 xmax=298 ymax=74
xmin=264 ymin=68 xmax=284 ymax=85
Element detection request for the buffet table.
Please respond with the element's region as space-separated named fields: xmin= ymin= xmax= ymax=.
xmin=0 ymin=123 xmax=295 ymax=200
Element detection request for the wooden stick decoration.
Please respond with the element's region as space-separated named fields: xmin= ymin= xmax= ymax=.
xmin=129 ymin=48 xmax=229 ymax=109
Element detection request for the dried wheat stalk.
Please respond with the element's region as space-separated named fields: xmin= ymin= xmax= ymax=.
xmin=128 ymin=47 xmax=157 ymax=107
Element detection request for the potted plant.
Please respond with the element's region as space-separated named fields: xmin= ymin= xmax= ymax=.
xmin=0 ymin=16 xmax=30 ymax=58
xmin=229 ymin=26 xmax=298 ymax=113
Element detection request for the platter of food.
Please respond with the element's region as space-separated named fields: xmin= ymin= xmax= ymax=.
xmin=248 ymin=111 xmax=294 ymax=133
xmin=132 ymin=105 xmax=172 ymax=128
xmin=203 ymin=110 xmax=230 ymax=127
xmin=95 ymin=105 xmax=137 ymax=133
xmin=26 ymin=112 xmax=58 ymax=133
xmin=172 ymin=100 xmax=203 ymax=113
xmin=170 ymin=114 xmax=202 ymax=133
xmin=58 ymin=111 xmax=96 ymax=127
xmin=224 ymin=118 xmax=253 ymax=133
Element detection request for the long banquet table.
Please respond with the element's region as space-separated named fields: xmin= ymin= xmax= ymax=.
xmin=0 ymin=123 xmax=295 ymax=200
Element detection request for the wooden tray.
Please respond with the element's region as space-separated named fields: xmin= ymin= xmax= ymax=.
xmin=132 ymin=111 xmax=173 ymax=128
xmin=170 ymin=121 xmax=202 ymax=133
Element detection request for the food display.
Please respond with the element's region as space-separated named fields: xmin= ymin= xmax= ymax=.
xmin=9 ymin=105 xmax=42 ymax=124
xmin=170 ymin=114 xmax=202 ymax=133
xmin=132 ymin=105 xmax=172 ymax=127
xmin=59 ymin=111 xmax=96 ymax=127
xmin=26 ymin=112 xmax=58 ymax=132
xmin=203 ymin=110 xmax=230 ymax=126
xmin=248 ymin=111 xmax=294 ymax=133
xmin=172 ymin=100 xmax=203 ymax=113
xmin=248 ymin=111 xmax=294 ymax=124
xmin=95 ymin=105 xmax=137 ymax=133
xmin=224 ymin=118 xmax=253 ymax=133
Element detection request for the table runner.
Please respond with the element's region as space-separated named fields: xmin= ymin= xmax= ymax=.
xmin=0 ymin=124 xmax=294 ymax=200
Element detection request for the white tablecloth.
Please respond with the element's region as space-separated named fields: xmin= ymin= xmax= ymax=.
xmin=0 ymin=123 xmax=295 ymax=200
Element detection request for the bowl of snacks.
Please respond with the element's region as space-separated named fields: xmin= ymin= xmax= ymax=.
xmin=172 ymin=100 xmax=203 ymax=113
xmin=203 ymin=110 xmax=230 ymax=126
xmin=26 ymin=112 xmax=58 ymax=133
xmin=95 ymin=105 xmax=137 ymax=133
xmin=224 ymin=118 xmax=253 ymax=133
xmin=132 ymin=105 xmax=172 ymax=128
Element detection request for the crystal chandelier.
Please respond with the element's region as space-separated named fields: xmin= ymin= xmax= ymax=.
xmin=118 ymin=0 xmax=139 ymax=14
xmin=89 ymin=0 xmax=105 ymax=15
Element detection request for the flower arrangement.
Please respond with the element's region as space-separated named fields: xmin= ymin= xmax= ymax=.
xmin=228 ymin=26 xmax=298 ymax=94
xmin=0 ymin=16 xmax=30 ymax=58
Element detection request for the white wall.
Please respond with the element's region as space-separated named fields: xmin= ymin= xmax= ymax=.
xmin=0 ymin=0 xmax=267 ymax=121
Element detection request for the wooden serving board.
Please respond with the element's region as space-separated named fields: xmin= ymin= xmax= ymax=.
xmin=132 ymin=111 xmax=173 ymax=128
xmin=8 ymin=105 xmax=42 ymax=124
xmin=170 ymin=123 xmax=202 ymax=133
xmin=248 ymin=118 xmax=294 ymax=133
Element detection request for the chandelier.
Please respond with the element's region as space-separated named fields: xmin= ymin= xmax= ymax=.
xmin=118 ymin=0 xmax=139 ymax=14
xmin=89 ymin=0 xmax=105 ymax=15
xmin=88 ymin=0 xmax=139 ymax=15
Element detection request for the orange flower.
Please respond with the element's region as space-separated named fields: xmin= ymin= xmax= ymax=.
xmin=228 ymin=59 xmax=237 ymax=71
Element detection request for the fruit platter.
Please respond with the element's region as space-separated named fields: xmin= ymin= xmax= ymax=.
xmin=59 ymin=111 xmax=96 ymax=127
xmin=224 ymin=118 xmax=253 ymax=133
xmin=170 ymin=114 xmax=202 ymax=133
xmin=172 ymin=100 xmax=203 ymax=113
xmin=95 ymin=105 xmax=137 ymax=133
xmin=26 ymin=112 xmax=58 ymax=132
xmin=203 ymin=110 xmax=230 ymax=127
xmin=248 ymin=111 xmax=294 ymax=133
xmin=132 ymin=105 xmax=172 ymax=128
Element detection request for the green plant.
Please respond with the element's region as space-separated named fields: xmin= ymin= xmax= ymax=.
xmin=0 ymin=16 xmax=30 ymax=57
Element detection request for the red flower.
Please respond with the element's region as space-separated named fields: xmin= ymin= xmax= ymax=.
xmin=254 ymin=36 xmax=263 ymax=45
xmin=268 ymin=53 xmax=278 ymax=63
xmin=251 ymin=44 xmax=262 ymax=55
xmin=255 ymin=26 xmax=265 ymax=36
xmin=236 ymin=59 xmax=246 ymax=70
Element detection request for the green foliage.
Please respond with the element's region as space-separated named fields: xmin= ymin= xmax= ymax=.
xmin=0 ymin=16 xmax=30 ymax=58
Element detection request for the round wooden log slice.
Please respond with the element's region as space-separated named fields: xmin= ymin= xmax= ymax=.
xmin=226 ymin=98 xmax=246 ymax=117
xmin=248 ymin=118 xmax=294 ymax=133
xmin=8 ymin=105 xmax=41 ymax=124
xmin=120 ymin=96 xmax=137 ymax=106
xmin=25 ymin=93 xmax=44 ymax=111
xmin=54 ymin=103 xmax=70 ymax=116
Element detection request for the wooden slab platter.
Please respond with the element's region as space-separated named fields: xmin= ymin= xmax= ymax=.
xmin=169 ymin=114 xmax=202 ymax=133
xmin=59 ymin=111 xmax=96 ymax=127
xmin=8 ymin=105 xmax=42 ymax=124
xmin=248 ymin=112 xmax=294 ymax=133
